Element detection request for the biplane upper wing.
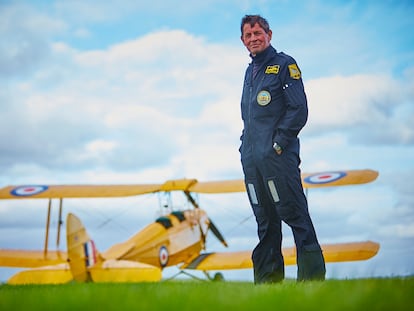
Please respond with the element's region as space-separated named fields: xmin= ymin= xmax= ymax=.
xmin=181 ymin=241 xmax=380 ymax=271
xmin=0 ymin=184 xmax=163 ymax=199
xmin=160 ymin=169 xmax=379 ymax=193
xmin=301 ymin=169 xmax=378 ymax=189
xmin=188 ymin=179 xmax=246 ymax=193
xmin=0 ymin=170 xmax=378 ymax=199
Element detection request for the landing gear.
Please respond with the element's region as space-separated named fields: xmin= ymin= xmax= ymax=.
xmin=204 ymin=271 xmax=224 ymax=282
xmin=163 ymin=270 xmax=225 ymax=282
xmin=212 ymin=272 xmax=224 ymax=282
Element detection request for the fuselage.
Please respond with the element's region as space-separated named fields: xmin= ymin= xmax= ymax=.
xmin=102 ymin=209 xmax=210 ymax=268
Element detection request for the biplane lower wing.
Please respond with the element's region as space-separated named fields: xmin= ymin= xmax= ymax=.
xmin=7 ymin=260 xmax=163 ymax=285
xmin=181 ymin=241 xmax=380 ymax=271
xmin=8 ymin=263 xmax=73 ymax=285
xmin=0 ymin=249 xmax=67 ymax=268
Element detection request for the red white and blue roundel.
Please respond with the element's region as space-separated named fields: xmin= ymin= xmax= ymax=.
xmin=10 ymin=185 xmax=49 ymax=197
xmin=304 ymin=171 xmax=347 ymax=184
xmin=159 ymin=246 xmax=169 ymax=268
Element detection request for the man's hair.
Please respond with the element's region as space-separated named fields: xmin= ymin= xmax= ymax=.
xmin=240 ymin=15 xmax=270 ymax=35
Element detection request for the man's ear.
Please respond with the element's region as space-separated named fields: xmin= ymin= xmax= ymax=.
xmin=267 ymin=29 xmax=272 ymax=41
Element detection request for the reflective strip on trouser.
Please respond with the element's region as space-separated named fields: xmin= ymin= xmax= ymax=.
xmin=247 ymin=183 xmax=258 ymax=205
xmin=267 ymin=179 xmax=280 ymax=203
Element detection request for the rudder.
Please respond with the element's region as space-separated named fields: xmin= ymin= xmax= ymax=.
xmin=66 ymin=213 xmax=99 ymax=282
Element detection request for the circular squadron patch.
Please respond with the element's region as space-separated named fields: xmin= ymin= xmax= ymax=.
xmin=257 ymin=90 xmax=271 ymax=106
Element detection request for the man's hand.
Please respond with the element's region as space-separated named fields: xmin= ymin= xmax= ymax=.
xmin=273 ymin=142 xmax=282 ymax=155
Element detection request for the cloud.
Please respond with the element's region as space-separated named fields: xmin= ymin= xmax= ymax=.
xmin=53 ymin=0 xmax=234 ymax=23
xmin=1 ymin=28 xmax=247 ymax=180
xmin=2 ymin=23 xmax=413 ymax=183
xmin=0 ymin=3 xmax=66 ymax=78
xmin=304 ymin=73 xmax=414 ymax=145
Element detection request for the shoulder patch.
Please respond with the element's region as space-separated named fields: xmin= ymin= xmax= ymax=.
xmin=265 ymin=65 xmax=280 ymax=74
xmin=288 ymin=64 xmax=301 ymax=79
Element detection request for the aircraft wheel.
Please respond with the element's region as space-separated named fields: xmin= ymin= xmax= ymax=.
xmin=213 ymin=272 xmax=224 ymax=282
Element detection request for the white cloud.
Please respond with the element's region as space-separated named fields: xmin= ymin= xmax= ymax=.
xmin=1 ymin=28 xmax=248 ymax=179
xmin=307 ymin=75 xmax=391 ymax=126
xmin=379 ymin=224 xmax=414 ymax=239
xmin=303 ymin=73 xmax=414 ymax=145
xmin=0 ymin=3 xmax=66 ymax=78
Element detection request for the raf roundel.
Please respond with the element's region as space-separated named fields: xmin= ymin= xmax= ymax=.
xmin=10 ymin=185 xmax=49 ymax=197
xmin=304 ymin=172 xmax=347 ymax=184
xmin=159 ymin=246 xmax=169 ymax=267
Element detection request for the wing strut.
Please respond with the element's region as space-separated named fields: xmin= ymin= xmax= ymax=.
xmin=56 ymin=199 xmax=63 ymax=250
xmin=43 ymin=199 xmax=52 ymax=258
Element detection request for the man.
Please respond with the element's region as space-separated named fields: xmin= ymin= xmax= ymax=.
xmin=239 ymin=15 xmax=326 ymax=283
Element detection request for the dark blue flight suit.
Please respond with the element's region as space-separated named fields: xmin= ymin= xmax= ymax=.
xmin=239 ymin=45 xmax=325 ymax=283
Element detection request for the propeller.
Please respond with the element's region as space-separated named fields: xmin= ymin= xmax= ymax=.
xmin=184 ymin=191 xmax=228 ymax=248
xmin=208 ymin=218 xmax=228 ymax=248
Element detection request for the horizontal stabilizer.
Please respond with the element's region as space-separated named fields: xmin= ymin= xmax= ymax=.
xmin=181 ymin=241 xmax=380 ymax=270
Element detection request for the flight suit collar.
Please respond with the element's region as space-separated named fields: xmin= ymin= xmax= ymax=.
xmin=250 ymin=45 xmax=276 ymax=64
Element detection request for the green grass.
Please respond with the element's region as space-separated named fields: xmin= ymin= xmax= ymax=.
xmin=1 ymin=277 xmax=413 ymax=310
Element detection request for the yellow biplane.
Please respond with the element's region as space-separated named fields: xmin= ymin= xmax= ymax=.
xmin=0 ymin=169 xmax=380 ymax=284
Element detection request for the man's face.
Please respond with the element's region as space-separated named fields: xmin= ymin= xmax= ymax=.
xmin=241 ymin=22 xmax=272 ymax=56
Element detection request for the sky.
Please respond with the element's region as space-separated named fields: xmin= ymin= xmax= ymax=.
xmin=1 ymin=0 xmax=413 ymax=282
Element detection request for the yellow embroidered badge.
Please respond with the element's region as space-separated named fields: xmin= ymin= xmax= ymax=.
xmin=265 ymin=65 xmax=280 ymax=74
xmin=288 ymin=64 xmax=301 ymax=79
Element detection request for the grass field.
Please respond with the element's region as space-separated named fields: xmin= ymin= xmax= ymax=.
xmin=1 ymin=277 xmax=413 ymax=310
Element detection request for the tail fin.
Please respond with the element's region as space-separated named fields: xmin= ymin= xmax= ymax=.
xmin=66 ymin=213 xmax=162 ymax=283
xmin=66 ymin=213 xmax=100 ymax=282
